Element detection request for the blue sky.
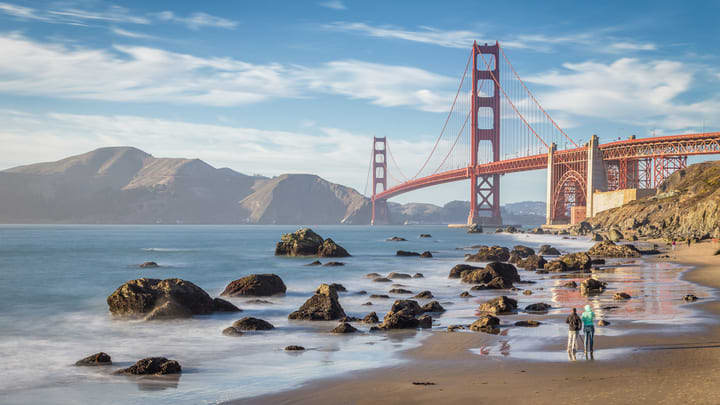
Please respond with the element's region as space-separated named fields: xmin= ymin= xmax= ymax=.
xmin=0 ymin=0 xmax=719 ymax=205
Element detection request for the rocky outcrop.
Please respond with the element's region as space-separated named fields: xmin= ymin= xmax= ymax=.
xmin=419 ymin=234 xmax=432 ymax=238
xmin=323 ymin=261 xmax=345 ymax=266
xmin=212 ymin=298 xmax=242 ymax=312
xmin=75 ymin=352 xmax=112 ymax=366
xmin=285 ymin=345 xmax=305 ymax=351
xmin=387 ymin=236 xmax=407 ymax=241
xmin=421 ymin=301 xmax=445 ymax=313
xmin=418 ymin=315 xmax=433 ymax=328
xmin=525 ymin=303 xmax=551 ymax=312
xmin=477 ymin=296 xmax=517 ymax=314
xmin=580 ymin=278 xmax=607 ymax=295
xmin=587 ymin=241 xmax=641 ymax=258
xmin=470 ymin=315 xmax=500 ymax=334
xmin=387 ymin=272 xmax=412 ymax=279
xmin=274 ymin=228 xmax=350 ymax=257
xmin=544 ymin=260 xmax=567 ymax=272
xmin=396 ymin=250 xmax=421 ymax=257
xmin=609 ymin=229 xmax=624 ymax=242
xmin=376 ymin=299 xmax=427 ymax=330
xmin=288 ymin=284 xmax=346 ymax=321
xmin=413 ymin=273 xmax=424 ymax=278
xmin=467 ymin=224 xmax=483 ymax=233
xmin=107 ymin=278 xmax=215 ymax=320
xmin=331 ymin=322 xmax=358 ymax=333
xmin=414 ymin=290 xmax=433 ymax=299
xmin=515 ymin=255 xmax=547 ymax=271
xmin=362 ymin=312 xmax=379 ymax=323
xmin=461 ymin=262 xmax=520 ymax=288
xmin=613 ymin=292 xmax=631 ymax=300
xmin=449 ymin=264 xmax=482 ymax=278
xmin=115 ymin=357 xmax=181 ymax=375
xmin=389 ymin=288 xmax=413 ymax=294
xmin=221 ymin=274 xmax=287 ymax=297
xmin=559 ymin=252 xmax=592 ymax=271
xmin=222 ymin=327 xmax=244 ymax=336
xmin=420 ymin=251 xmax=433 ymax=258
xmin=139 ymin=261 xmax=159 ymax=268
xmin=465 ymin=246 xmax=510 ymax=262
xmin=515 ymin=320 xmax=541 ymax=327
xmin=231 ymin=317 xmax=274 ymax=331
xmin=511 ymin=245 xmax=535 ymax=258
xmin=538 ymin=245 xmax=561 ymax=256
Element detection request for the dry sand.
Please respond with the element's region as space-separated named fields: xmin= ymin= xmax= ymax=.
xmin=231 ymin=241 xmax=720 ymax=405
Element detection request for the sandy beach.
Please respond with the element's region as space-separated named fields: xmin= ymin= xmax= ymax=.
xmin=233 ymin=241 xmax=720 ymax=405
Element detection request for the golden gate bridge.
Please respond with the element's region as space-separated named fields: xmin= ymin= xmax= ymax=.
xmin=366 ymin=41 xmax=720 ymax=225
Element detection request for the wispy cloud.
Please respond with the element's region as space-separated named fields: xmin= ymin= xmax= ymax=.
xmin=0 ymin=33 xmax=454 ymax=112
xmin=153 ymin=11 xmax=237 ymax=30
xmin=0 ymin=2 xmax=237 ymax=30
xmin=111 ymin=27 xmax=156 ymax=40
xmin=319 ymin=1 xmax=347 ymax=10
xmin=325 ymin=22 xmax=658 ymax=54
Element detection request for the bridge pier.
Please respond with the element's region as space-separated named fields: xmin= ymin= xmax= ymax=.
xmin=545 ymin=143 xmax=556 ymax=225
xmin=586 ymin=135 xmax=607 ymax=219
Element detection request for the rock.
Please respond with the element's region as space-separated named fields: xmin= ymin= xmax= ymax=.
xmin=221 ymin=274 xmax=287 ymax=297
xmin=505 ymin=226 xmax=518 ymax=233
xmin=525 ymin=303 xmax=551 ymax=312
xmin=285 ymin=345 xmax=305 ymax=351
xmin=306 ymin=260 xmax=322 ymax=266
xmin=418 ymin=315 xmax=432 ymax=328
xmin=465 ymin=246 xmax=510 ymax=262
xmin=587 ymin=241 xmax=641 ymax=258
xmin=580 ymin=278 xmax=607 ymax=295
xmin=362 ymin=312 xmax=379 ymax=323
xmin=459 ymin=291 xmax=472 ymax=298
xmin=413 ymin=273 xmax=424 ymax=278
xmin=107 ymin=278 xmax=214 ymax=320
xmin=274 ymin=228 xmax=350 ymax=257
xmin=288 ymin=284 xmax=346 ymax=321
xmin=329 ymin=283 xmax=347 ymax=292
xmin=362 ymin=302 xmax=373 ymax=305
xmin=419 ymin=234 xmax=432 ymax=238
xmin=469 ymin=277 xmax=514 ymax=290
xmin=597 ymin=320 xmax=610 ymax=326
xmin=421 ymin=301 xmax=445 ymax=313
xmin=387 ymin=236 xmax=407 ymax=241
xmin=222 ymin=326 xmax=244 ymax=336
xmin=559 ymin=252 xmax=592 ymax=271
xmin=470 ymin=315 xmax=500 ymax=334
xmin=356 ymin=290 xmax=367 ymax=295
xmin=561 ymin=281 xmax=578 ymax=288
xmin=467 ymin=224 xmax=483 ymax=233
xmin=575 ymin=221 xmax=594 ymax=235
xmin=449 ymin=264 xmax=482 ymax=278
xmin=516 ymin=254 xmax=547 ymax=271
xmin=323 ymin=261 xmax=345 ymax=267
xmin=232 ymin=317 xmax=274 ymax=331
xmin=544 ymin=260 xmax=567 ymax=272
xmin=389 ymin=288 xmax=413 ymax=294
xmin=447 ymin=324 xmax=466 ymax=331
xmin=144 ymin=299 xmax=193 ymax=320
xmin=508 ymin=252 xmax=522 ymax=264
xmin=613 ymin=292 xmax=631 ymax=300
xmin=370 ymin=294 xmax=389 ymax=299
xmin=245 ymin=299 xmax=273 ymax=304
xmin=389 ymin=300 xmax=424 ymax=317
xmin=373 ymin=277 xmax=392 ymax=283
xmin=609 ymin=229 xmax=624 ymax=242
xmin=590 ymin=233 xmax=605 ymax=242
xmin=387 ymin=272 xmax=412 ymax=279
xmin=413 ymin=290 xmax=433 ymax=299
xmin=538 ymin=245 xmax=560 ymax=256
xmin=365 ymin=273 xmax=381 ymax=278
xmin=529 ymin=227 xmax=545 ymax=235
xmin=420 ymin=251 xmax=433 ymax=258
xmin=396 ymin=250 xmax=421 ymax=257
xmin=511 ymin=245 xmax=535 ymax=258
xmin=379 ymin=310 xmax=419 ymax=329
xmin=477 ymin=296 xmax=517 ymax=314
xmin=339 ymin=316 xmax=360 ymax=322
xmin=331 ymin=322 xmax=358 ymax=334
xmin=683 ymin=294 xmax=699 ymax=302
xmin=75 ymin=352 xmax=112 ymax=366
xmin=523 ymin=290 xmax=532 ymax=295
xmin=139 ymin=261 xmax=159 ymax=268
xmin=461 ymin=262 xmax=520 ymax=287
xmin=212 ymin=298 xmax=242 ymax=312
xmin=115 ymin=357 xmax=181 ymax=375
xmin=515 ymin=320 xmax=541 ymax=327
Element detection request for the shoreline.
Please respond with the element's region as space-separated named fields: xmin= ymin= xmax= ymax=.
xmin=231 ymin=241 xmax=720 ymax=405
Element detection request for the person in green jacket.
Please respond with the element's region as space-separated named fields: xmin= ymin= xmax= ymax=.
xmin=581 ymin=304 xmax=595 ymax=353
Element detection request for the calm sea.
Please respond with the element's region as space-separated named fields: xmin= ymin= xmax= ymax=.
xmin=0 ymin=225 xmax=708 ymax=404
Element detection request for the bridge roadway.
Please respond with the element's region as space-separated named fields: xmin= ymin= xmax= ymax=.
xmin=372 ymin=131 xmax=720 ymax=202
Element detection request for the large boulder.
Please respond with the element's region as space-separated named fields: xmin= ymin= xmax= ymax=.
xmin=461 ymin=262 xmax=520 ymax=287
xmin=587 ymin=241 xmax=641 ymax=258
xmin=421 ymin=301 xmax=445 ymax=313
xmin=609 ymin=229 xmax=624 ymax=242
xmin=470 ymin=315 xmax=500 ymax=334
xmin=288 ymin=284 xmax=346 ymax=320
xmin=377 ymin=299 xmax=425 ymax=329
xmin=115 ymin=357 xmax=181 ymax=375
xmin=75 ymin=352 xmax=112 ymax=366
xmin=387 ymin=272 xmax=412 ymax=279
xmin=331 ymin=322 xmax=358 ymax=334
xmin=516 ymin=254 xmax=547 ymax=271
xmin=274 ymin=228 xmax=350 ymax=257
xmin=511 ymin=245 xmax=535 ymax=258
xmin=544 ymin=260 xmax=568 ymax=272
xmin=107 ymin=278 xmax=214 ymax=320
xmin=448 ymin=264 xmax=482 ymax=278
xmin=212 ymin=298 xmax=242 ymax=312
xmin=467 ymin=224 xmax=483 ymax=233
xmin=525 ymin=303 xmax=552 ymax=312
xmin=221 ymin=274 xmax=287 ymax=297
xmin=477 ymin=296 xmax=517 ymax=314
xmin=559 ymin=252 xmax=592 ymax=271
xmin=580 ymin=278 xmax=607 ymax=295
xmin=465 ymin=246 xmax=510 ymax=262
xmin=538 ymin=245 xmax=561 ymax=256
xmin=231 ymin=317 xmax=274 ymax=331
xmin=397 ymin=250 xmax=421 ymax=257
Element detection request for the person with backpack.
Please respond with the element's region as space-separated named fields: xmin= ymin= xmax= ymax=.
xmin=581 ymin=304 xmax=596 ymax=354
xmin=565 ymin=307 xmax=582 ymax=354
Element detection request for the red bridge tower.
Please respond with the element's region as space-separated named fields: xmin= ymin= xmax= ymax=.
xmin=371 ymin=136 xmax=389 ymax=224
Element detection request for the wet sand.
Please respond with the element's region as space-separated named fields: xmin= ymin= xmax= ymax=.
xmin=232 ymin=241 xmax=720 ymax=405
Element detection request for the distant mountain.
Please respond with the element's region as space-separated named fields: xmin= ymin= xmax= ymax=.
xmin=0 ymin=147 xmax=545 ymax=226
xmin=0 ymin=147 xmax=265 ymax=224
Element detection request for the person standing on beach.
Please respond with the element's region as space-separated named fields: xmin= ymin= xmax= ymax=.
xmin=565 ymin=308 xmax=582 ymax=353
xmin=581 ymin=305 xmax=595 ymax=354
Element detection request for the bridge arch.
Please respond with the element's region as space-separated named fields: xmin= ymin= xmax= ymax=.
xmin=552 ymin=169 xmax=586 ymax=222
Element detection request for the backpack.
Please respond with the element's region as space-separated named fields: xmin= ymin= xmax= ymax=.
xmin=569 ymin=315 xmax=582 ymax=331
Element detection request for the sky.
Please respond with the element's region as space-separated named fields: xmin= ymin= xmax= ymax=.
xmin=1 ymin=0 xmax=719 ymax=205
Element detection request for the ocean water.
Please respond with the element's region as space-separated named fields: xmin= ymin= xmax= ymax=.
xmin=0 ymin=225 xmax=710 ymax=404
